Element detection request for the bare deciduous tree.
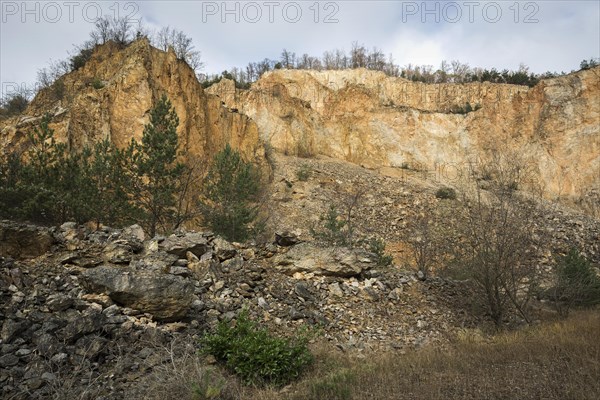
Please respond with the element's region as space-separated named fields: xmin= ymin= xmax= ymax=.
xmin=446 ymin=150 xmax=545 ymax=328
xmin=350 ymin=41 xmax=368 ymax=68
xmin=451 ymin=60 xmax=471 ymax=83
xmin=89 ymin=16 xmax=135 ymax=46
xmin=153 ymin=27 xmax=204 ymax=73
xmin=367 ymin=47 xmax=386 ymax=71
xmin=36 ymin=59 xmax=70 ymax=89
xmin=280 ymin=49 xmax=296 ymax=69
xmin=405 ymin=207 xmax=444 ymax=280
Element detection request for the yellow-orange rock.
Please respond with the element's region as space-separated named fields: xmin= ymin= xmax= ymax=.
xmin=0 ymin=39 xmax=264 ymax=165
xmin=207 ymin=68 xmax=599 ymax=202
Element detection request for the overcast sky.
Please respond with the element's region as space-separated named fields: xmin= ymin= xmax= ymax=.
xmin=1 ymin=0 xmax=599 ymax=97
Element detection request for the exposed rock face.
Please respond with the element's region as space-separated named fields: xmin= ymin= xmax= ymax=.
xmin=0 ymin=39 xmax=265 ymax=166
xmin=207 ymin=68 xmax=600 ymax=203
xmin=1 ymin=42 xmax=596 ymax=210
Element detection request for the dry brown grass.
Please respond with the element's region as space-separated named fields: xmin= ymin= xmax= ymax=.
xmin=133 ymin=310 xmax=600 ymax=400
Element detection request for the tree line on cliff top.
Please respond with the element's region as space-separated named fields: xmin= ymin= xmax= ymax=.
xmin=2 ymin=15 xmax=598 ymax=116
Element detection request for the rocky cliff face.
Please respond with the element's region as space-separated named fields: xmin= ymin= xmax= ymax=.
xmin=207 ymin=68 xmax=600 ymax=203
xmin=1 ymin=42 xmax=598 ymax=206
xmin=0 ymin=39 xmax=264 ymax=165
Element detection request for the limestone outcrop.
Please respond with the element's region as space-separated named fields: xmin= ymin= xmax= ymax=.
xmin=207 ymin=68 xmax=600 ymax=203
xmin=1 ymin=40 xmax=598 ymax=207
xmin=0 ymin=39 xmax=265 ymax=166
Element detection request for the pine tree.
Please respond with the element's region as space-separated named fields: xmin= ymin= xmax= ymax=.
xmin=202 ymin=144 xmax=261 ymax=242
xmin=21 ymin=114 xmax=67 ymax=222
xmin=130 ymin=94 xmax=185 ymax=236
xmin=85 ymin=139 xmax=138 ymax=228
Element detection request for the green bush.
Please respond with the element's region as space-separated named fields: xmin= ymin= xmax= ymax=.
xmin=70 ymin=47 xmax=94 ymax=71
xmin=0 ymin=114 xmax=73 ymax=223
xmin=449 ymin=102 xmax=481 ymax=114
xmin=554 ymin=248 xmax=600 ymax=313
xmin=0 ymin=94 xmax=29 ymax=117
xmin=0 ymin=114 xmax=129 ymax=225
xmin=435 ymin=187 xmax=457 ymax=200
xmin=91 ymin=77 xmax=105 ymax=89
xmin=311 ymin=205 xmax=348 ymax=246
xmin=296 ymin=163 xmax=311 ymax=181
xmin=0 ymin=99 xmax=190 ymax=233
xmin=199 ymin=310 xmax=313 ymax=386
xmin=52 ymin=79 xmax=66 ymax=101
xmin=368 ymin=238 xmax=394 ymax=268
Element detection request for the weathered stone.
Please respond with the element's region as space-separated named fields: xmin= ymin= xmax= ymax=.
xmin=273 ymin=243 xmax=374 ymax=277
xmin=46 ymin=294 xmax=74 ymax=312
xmin=60 ymin=311 xmax=107 ymax=343
xmin=131 ymin=252 xmax=178 ymax=273
xmin=80 ymin=265 xmax=194 ymax=321
xmin=161 ymin=233 xmax=210 ymax=258
xmin=25 ymin=377 xmax=45 ymax=391
xmin=103 ymin=242 xmax=133 ymax=264
xmin=0 ymin=221 xmax=54 ymax=259
xmin=41 ymin=372 xmax=56 ymax=382
xmin=294 ymin=282 xmax=315 ymax=301
xmin=289 ymin=307 xmax=307 ymax=321
xmin=33 ymin=333 xmax=63 ymax=357
xmin=257 ymin=297 xmax=269 ymax=309
xmin=0 ymin=354 xmax=19 ymax=368
xmin=169 ymin=266 xmax=191 ymax=277
xmin=1 ymin=320 xmax=29 ymax=343
xmin=74 ymin=335 xmax=107 ymax=359
xmin=50 ymin=353 xmax=68 ymax=364
xmin=329 ymin=282 xmax=344 ymax=297
xmin=74 ymin=257 xmax=103 ymax=268
xmin=15 ymin=348 xmax=32 ymax=357
xmin=122 ymin=224 xmax=145 ymax=242
xmin=213 ymin=237 xmax=237 ymax=261
xmin=275 ymin=231 xmax=301 ymax=246
xmin=59 ymin=222 xmax=81 ymax=242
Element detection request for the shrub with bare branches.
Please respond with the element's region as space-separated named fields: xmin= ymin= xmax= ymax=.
xmin=443 ymin=150 xmax=546 ymax=327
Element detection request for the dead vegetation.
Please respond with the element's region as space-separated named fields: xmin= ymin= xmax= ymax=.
xmin=132 ymin=310 xmax=600 ymax=400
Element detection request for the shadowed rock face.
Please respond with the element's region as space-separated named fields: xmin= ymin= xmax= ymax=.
xmin=0 ymin=221 xmax=55 ymax=259
xmin=0 ymin=39 xmax=265 ymax=167
xmin=81 ymin=264 xmax=194 ymax=322
xmin=207 ymin=68 xmax=600 ymax=204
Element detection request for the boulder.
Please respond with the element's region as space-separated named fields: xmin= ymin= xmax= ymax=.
xmin=81 ymin=265 xmax=194 ymax=321
xmin=0 ymin=221 xmax=54 ymax=259
xmin=273 ymin=243 xmax=374 ymax=277
xmin=275 ymin=231 xmax=301 ymax=246
xmin=160 ymin=232 xmax=210 ymax=258
xmin=121 ymin=224 xmax=145 ymax=242
xmin=212 ymin=237 xmax=237 ymax=261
